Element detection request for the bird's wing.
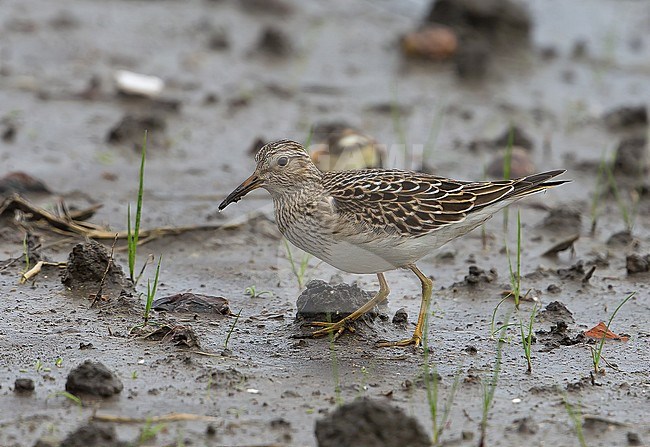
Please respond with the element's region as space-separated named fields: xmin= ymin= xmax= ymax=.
xmin=322 ymin=169 xmax=566 ymax=237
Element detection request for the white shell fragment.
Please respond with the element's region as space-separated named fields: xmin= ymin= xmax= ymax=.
xmin=114 ymin=70 xmax=164 ymax=97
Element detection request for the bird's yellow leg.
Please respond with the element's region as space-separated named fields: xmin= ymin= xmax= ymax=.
xmin=309 ymin=273 xmax=390 ymax=341
xmin=377 ymin=264 xmax=432 ymax=348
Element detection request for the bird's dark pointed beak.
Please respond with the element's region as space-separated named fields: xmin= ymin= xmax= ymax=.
xmin=218 ymin=173 xmax=264 ymax=210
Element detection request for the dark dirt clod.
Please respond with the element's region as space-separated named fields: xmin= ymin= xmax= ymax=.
xmin=206 ymin=368 xmax=248 ymax=389
xmin=255 ymin=26 xmax=293 ymax=57
xmin=455 ymin=38 xmax=490 ymax=80
xmin=462 ymin=265 xmax=497 ymax=285
xmin=536 ymin=320 xmax=585 ymax=351
xmin=238 ymin=0 xmax=293 ymax=16
xmin=0 ymin=172 xmax=50 ymax=195
xmin=153 ymin=293 xmax=231 ymax=315
xmin=541 ymin=208 xmax=582 ymax=233
xmin=314 ymin=398 xmax=430 ymax=447
xmin=207 ymin=27 xmax=230 ymax=51
xmin=1 ymin=116 xmax=18 ymax=142
xmin=537 ymin=301 xmax=574 ymax=324
xmin=14 ymin=378 xmax=35 ymax=393
xmin=106 ymin=114 xmax=167 ymax=151
xmin=296 ymin=280 xmax=383 ymax=324
xmin=392 ymin=307 xmax=408 ymax=326
xmin=557 ymin=260 xmax=594 ymax=282
xmin=541 ymin=233 xmax=580 ymax=257
xmin=603 ymin=105 xmax=648 ymax=130
xmin=61 ymin=240 xmax=126 ymax=292
xmin=614 ymin=136 xmax=648 ymax=176
xmin=514 ymin=417 xmax=538 ymax=435
xmin=607 ymin=230 xmax=634 ymax=247
xmin=426 ymin=0 xmax=531 ymax=54
xmin=65 ymin=360 xmax=123 ymax=397
xmin=626 ymin=254 xmax=650 ymax=274
xmin=59 ymin=423 xmax=128 ymax=447
xmin=627 ymin=431 xmax=642 ymax=446
xmin=546 ymin=284 xmax=561 ymax=294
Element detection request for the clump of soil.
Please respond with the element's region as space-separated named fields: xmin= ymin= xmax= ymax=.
xmin=106 ymin=114 xmax=167 ymax=151
xmin=537 ymin=301 xmax=574 ymax=324
xmin=14 ymin=378 xmax=35 ymax=393
xmin=541 ymin=208 xmax=582 ymax=233
xmin=0 ymin=172 xmax=50 ymax=196
xmin=556 ymin=260 xmax=595 ymax=282
xmin=65 ymin=360 xmax=124 ymax=397
xmin=59 ymin=423 xmax=128 ymax=447
xmin=603 ymin=105 xmax=647 ymax=130
xmin=315 ymin=398 xmax=430 ymax=447
xmin=460 ymin=265 xmax=497 ymax=286
xmin=614 ymin=136 xmax=648 ymax=176
xmin=607 ymin=230 xmax=634 ymax=247
xmin=626 ymin=254 xmax=650 ymax=274
xmin=205 ymin=368 xmax=248 ymax=389
xmin=426 ymin=0 xmax=532 ymax=43
xmin=295 ymin=280 xmax=383 ymax=324
xmin=536 ymin=321 xmax=584 ymax=351
xmin=153 ymin=293 xmax=231 ymax=315
xmin=61 ymin=240 xmax=127 ymax=294
xmin=255 ymin=26 xmax=293 ymax=57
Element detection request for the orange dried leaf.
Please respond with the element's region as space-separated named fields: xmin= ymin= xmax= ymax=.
xmin=584 ymin=322 xmax=629 ymax=341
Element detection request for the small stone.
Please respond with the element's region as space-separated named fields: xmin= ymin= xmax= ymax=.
xmin=401 ymin=26 xmax=458 ymax=61
xmin=14 ymin=378 xmax=35 ymax=393
xmin=296 ymin=280 xmax=383 ymax=324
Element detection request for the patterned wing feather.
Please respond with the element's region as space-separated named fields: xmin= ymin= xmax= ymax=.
xmin=323 ymin=169 xmax=566 ymax=237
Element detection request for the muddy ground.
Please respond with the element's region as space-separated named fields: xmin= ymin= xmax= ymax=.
xmin=1 ymin=0 xmax=650 ymax=446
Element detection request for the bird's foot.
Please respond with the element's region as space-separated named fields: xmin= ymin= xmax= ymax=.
xmin=376 ymin=333 xmax=422 ymax=348
xmin=307 ymin=319 xmax=356 ymax=341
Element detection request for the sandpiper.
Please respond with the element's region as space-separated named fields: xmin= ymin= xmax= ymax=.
xmin=219 ymin=139 xmax=567 ymax=347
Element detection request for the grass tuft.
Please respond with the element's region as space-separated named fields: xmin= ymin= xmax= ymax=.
xmin=590 ymin=291 xmax=635 ymax=373
xmin=479 ymin=323 xmax=506 ymax=447
xmin=505 ymin=210 xmax=522 ymax=309
xmin=422 ymin=313 xmax=460 ymax=445
xmin=564 ymin=397 xmax=587 ymax=447
xmin=128 ymin=131 xmax=147 ymax=284
xmin=143 ymin=255 xmax=162 ymax=325
xmin=224 ymin=309 xmax=242 ymax=351
xmin=519 ymin=304 xmax=538 ymax=373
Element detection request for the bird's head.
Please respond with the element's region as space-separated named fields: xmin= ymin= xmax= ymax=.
xmin=218 ymin=139 xmax=320 ymax=210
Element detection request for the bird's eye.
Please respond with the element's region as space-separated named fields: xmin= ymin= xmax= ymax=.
xmin=277 ymin=156 xmax=289 ymax=167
